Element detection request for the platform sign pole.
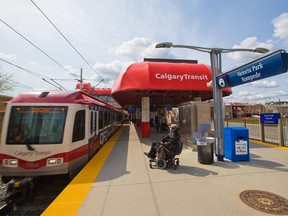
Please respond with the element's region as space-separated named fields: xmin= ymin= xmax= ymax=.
xmin=80 ymin=68 xmax=83 ymax=90
xmin=210 ymin=50 xmax=225 ymax=160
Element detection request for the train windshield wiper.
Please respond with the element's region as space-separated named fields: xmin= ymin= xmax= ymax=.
xmin=25 ymin=138 xmax=35 ymax=151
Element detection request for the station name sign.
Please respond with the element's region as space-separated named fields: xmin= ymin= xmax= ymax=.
xmin=217 ymin=50 xmax=288 ymax=88
xmin=260 ymin=113 xmax=280 ymax=125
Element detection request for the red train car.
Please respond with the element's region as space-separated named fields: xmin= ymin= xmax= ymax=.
xmin=0 ymin=90 xmax=124 ymax=183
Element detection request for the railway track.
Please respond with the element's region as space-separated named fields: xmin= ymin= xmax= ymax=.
xmin=0 ymin=175 xmax=70 ymax=216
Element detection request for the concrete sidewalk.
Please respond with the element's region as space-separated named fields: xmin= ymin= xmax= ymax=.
xmin=77 ymin=124 xmax=288 ymax=216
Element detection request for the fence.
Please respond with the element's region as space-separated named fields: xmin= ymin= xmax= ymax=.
xmin=212 ymin=119 xmax=288 ymax=147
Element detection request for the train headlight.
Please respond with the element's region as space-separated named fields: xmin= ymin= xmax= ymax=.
xmin=46 ymin=158 xmax=63 ymax=166
xmin=3 ymin=159 xmax=18 ymax=167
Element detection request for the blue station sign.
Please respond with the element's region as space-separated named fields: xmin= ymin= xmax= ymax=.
xmin=260 ymin=113 xmax=280 ymax=125
xmin=217 ymin=50 xmax=288 ymax=88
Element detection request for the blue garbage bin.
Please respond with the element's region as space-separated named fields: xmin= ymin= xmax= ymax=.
xmin=224 ymin=127 xmax=250 ymax=162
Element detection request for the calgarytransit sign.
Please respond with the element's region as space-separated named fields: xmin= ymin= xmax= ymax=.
xmin=217 ymin=50 xmax=288 ymax=88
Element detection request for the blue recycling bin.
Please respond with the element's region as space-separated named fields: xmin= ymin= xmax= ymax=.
xmin=224 ymin=127 xmax=250 ymax=162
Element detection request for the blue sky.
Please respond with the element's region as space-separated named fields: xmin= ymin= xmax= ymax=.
xmin=0 ymin=0 xmax=287 ymax=104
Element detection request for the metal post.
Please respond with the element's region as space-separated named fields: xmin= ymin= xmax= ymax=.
xmin=210 ymin=50 xmax=224 ymax=161
xmin=260 ymin=123 xmax=265 ymax=142
xmin=141 ymin=97 xmax=150 ymax=138
xmin=80 ymin=68 xmax=83 ymax=91
xmin=278 ymin=118 xmax=284 ymax=146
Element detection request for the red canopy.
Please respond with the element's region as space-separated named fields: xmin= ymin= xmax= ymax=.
xmin=111 ymin=62 xmax=232 ymax=107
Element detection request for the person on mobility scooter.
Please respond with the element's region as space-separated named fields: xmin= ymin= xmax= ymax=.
xmin=144 ymin=124 xmax=183 ymax=169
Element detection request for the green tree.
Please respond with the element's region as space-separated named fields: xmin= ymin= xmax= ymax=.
xmin=0 ymin=67 xmax=16 ymax=93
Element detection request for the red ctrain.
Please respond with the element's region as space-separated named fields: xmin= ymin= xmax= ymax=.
xmin=0 ymin=90 xmax=125 ymax=183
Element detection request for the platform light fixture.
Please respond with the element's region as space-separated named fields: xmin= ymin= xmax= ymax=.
xmin=155 ymin=42 xmax=269 ymax=161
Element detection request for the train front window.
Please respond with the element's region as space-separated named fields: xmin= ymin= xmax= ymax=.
xmin=6 ymin=106 xmax=68 ymax=145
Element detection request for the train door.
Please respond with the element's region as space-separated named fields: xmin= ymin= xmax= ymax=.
xmin=88 ymin=110 xmax=99 ymax=158
xmin=98 ymin=110 xmax=105 ymax=146
xmin=95 ymin=111 xmax=99 ymax=135
xmin=89 ymin=110 xmax=95 ymax=138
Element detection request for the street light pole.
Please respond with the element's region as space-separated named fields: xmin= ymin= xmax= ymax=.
xmin=155 ymin=42 xmax=269 ymax=161
xmin=210 ymin=49 xmax=225 ymax=160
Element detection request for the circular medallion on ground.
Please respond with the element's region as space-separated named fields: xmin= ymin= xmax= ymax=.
xmin=240 ymin=190 xmax=288 ymax=215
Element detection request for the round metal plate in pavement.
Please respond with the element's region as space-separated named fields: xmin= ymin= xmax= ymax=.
xmin=240 ymin=190 xmax=288 ymax=215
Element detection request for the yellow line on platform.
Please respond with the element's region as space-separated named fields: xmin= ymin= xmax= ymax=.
xmin=250 ymin=139 xmax=288 ymax=150
xmin=41 ymin=126 xmax=124 ymax=216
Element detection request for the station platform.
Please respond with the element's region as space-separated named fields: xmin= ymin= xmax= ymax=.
xmin=42 ymin=123 xmax=288 ymax=216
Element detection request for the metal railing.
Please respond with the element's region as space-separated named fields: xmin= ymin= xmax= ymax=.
xmin=211 ymin=119 xmax=288 ymax=147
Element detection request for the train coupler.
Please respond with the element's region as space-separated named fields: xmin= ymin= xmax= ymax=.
xmin=6 ymin=177 xmax=34 ymax=203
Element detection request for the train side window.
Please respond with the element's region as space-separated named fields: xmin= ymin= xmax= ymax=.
xmin=94 ymin=111 xmax=97 ymax=132
xmin=90 ymin=111 xmax=97 ymax=132
xmin=114 ymin=113 xmax=116 ymax=123
xmin=90 ymin=111 xmax=94 ymax=132
xmin=99 ymin=111 xmax=103 ymax=130
xmin=113 ymin=113 xmax=116 ymax=123
xmin=104 ymin=111 xmax=109 ymax=127
xmin=72 ymin=110 xmax=85 ymax=142
xmin=109 ymin=113 xmax=112 ymax=124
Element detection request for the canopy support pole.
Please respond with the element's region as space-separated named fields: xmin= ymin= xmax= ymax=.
xmin=141 ymin=97 xmax=150 ymax=138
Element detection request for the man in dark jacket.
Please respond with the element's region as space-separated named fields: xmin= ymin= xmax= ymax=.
xmin=144 ymin=124 xmax=180 ymax=159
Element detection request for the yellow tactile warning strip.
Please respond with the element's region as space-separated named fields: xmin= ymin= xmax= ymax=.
xmin=251 ymin=139 xmax=288 ymax=150
xmin=41 ymin=126 xmax=124 ymax=216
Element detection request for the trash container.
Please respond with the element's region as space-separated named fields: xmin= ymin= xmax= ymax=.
xmin=224 ymin=127 xmax=250 ymax=162
xmin=196 ymin=137 xmax=215 ymax=164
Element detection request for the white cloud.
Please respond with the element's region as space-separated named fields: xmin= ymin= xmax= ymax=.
xmin=110 ymin=37 xmax=152 ymax=61
xmin=238 ymin=90 xmax=252 ymax=97
xmin=94 ymin=37 xmax=179 ymax=86
xmin=63 ymin=65 xmax=80 ymax=77
xmin=226 ymin=89 xmax=288 ymax=103
xmin=91 ymin=60 xmax=132 ymax=86
xmin=0 ymin=52 xmax=17 ymax=60
xmin=110 ymin=37 xmax=176 ymax=61
xmin=143 ymin=44 xmax=177 ymax=60
xmin=251 ymin=80 xmax=278 ymax=88
xmin=30 ymin=62 xmax=41 ymax=68
xmin=273 ymin=12 xmax=288 ymax=42
xmin=228 ymin=37 xmax=273 ymax=62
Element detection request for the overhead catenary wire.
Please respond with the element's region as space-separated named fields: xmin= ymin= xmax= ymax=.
xmin=30 ymin=0 xmax=105 ymax=84
xmin=0 ymin=57 xmax=66 ymax=90
xmin=42 ymin=78 xmax=64 ymax=90
xmin=17 ymin=83 xmax=34 ymax=90
xmin=0 ymin=18 xmax=78 ymax=79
